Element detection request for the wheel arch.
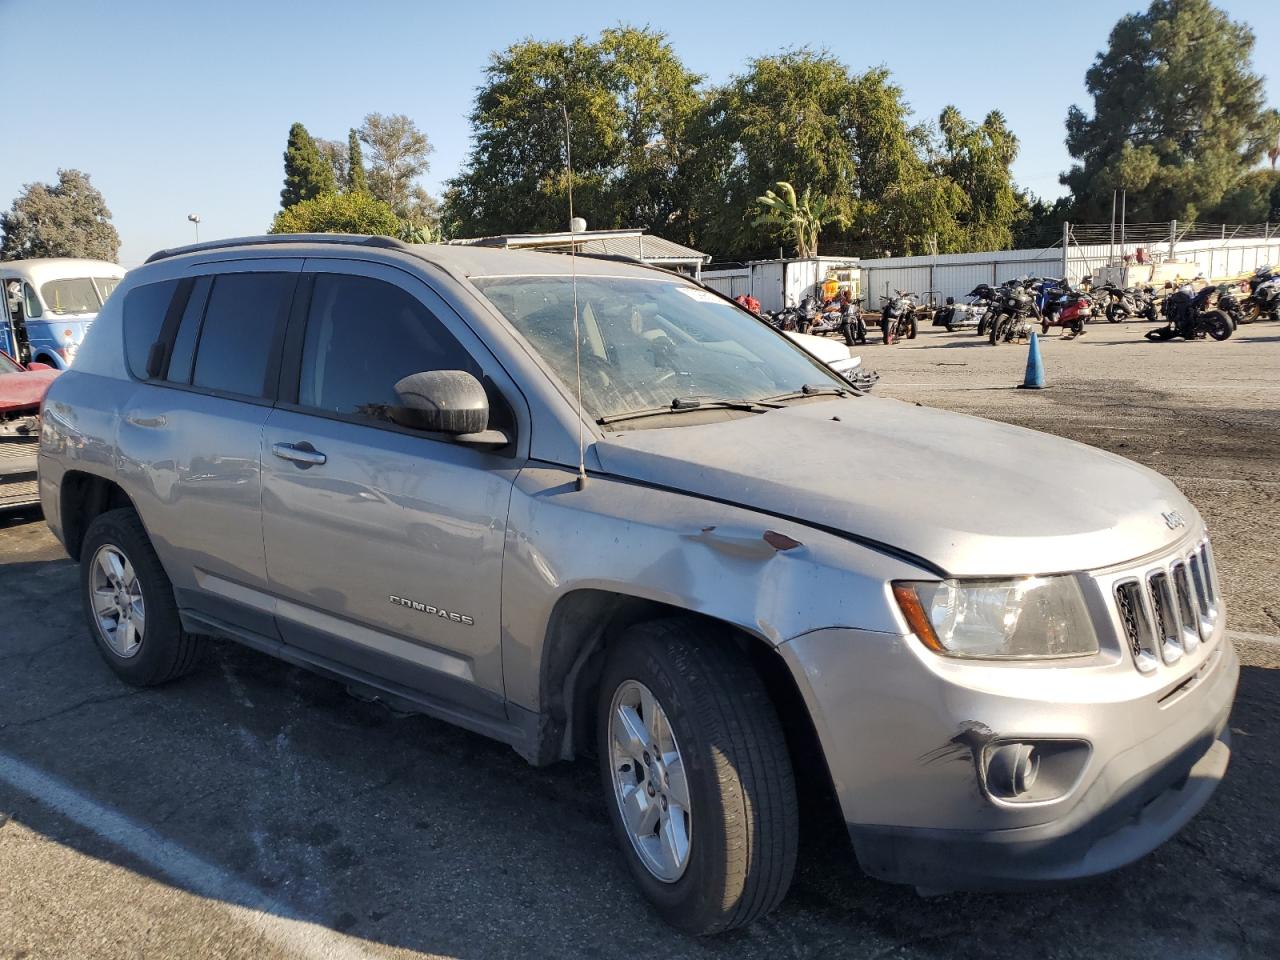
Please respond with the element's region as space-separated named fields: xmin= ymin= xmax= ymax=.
xmin=60 ymin=470 xmax=139 ymax=561
xmin=536 ymin=589 xmax=837 ymax=812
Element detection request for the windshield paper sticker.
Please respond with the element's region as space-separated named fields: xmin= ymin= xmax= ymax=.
xmin=677 ymin=287 xmax=724 ymax=304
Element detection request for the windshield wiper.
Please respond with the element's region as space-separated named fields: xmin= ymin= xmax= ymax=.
xmin=761 ymin=384 xmax=849 ymax=403
xmin=597 ymin=396 xmax=779 ymax=426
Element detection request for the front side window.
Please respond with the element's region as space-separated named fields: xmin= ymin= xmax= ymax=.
xmin=40 ymin=278 xmax=103 ymax=315
xmin=22 ymin=284 xmax=43 ymax=318
xmin=298 ymin=274 xmax=479 ymax=419
xmin=472 ymin=275 xmax=845 ymax=422
xmin=191 ymin=273 xmax=294 ymax=398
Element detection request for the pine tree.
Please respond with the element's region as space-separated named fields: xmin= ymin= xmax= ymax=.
xmin=281 ymin=122 xmax=335 ymax=209
xmin=347 ymin=128 xmax=369 ymax=194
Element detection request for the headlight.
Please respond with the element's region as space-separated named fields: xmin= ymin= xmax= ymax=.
xmin=892 ymin=576 xmax=1098 ymax=659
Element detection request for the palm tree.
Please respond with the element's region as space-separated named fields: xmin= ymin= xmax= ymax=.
xmin=752 ymin=181 xmax=840 ymax=258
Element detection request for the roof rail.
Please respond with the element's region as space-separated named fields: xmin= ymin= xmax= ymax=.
xmin=144 ymin=233 xmax=408 ymax=265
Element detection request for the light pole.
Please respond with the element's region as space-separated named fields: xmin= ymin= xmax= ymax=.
xmin=187 ymin=214 xmax=200 ymax=243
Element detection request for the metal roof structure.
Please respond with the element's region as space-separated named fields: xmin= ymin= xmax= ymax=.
xmin=451 ymin=228 xmax=709 ymax=275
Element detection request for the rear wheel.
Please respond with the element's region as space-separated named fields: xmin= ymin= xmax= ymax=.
xmin=597 ymin=620 xmax=798 ymax=935
xmin=1107 ymin=304 xmax=1123 ymax=323
xmin=1206 ymin=310 xmax=1233 ymax=341
xmin=79 ymin=509 xmax=202 ymax=686
xmin=906 ymin=317 xmax=918 ymax=339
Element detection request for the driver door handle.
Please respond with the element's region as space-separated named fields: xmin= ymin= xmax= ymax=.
xmin=272 ymin=441 xmax=326 ymax=467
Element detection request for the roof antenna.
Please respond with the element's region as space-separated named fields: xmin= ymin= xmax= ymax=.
xmin=562 ymin=100 xmax=588 ymax=491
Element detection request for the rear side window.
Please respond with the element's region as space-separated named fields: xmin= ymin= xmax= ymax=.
xmin=123 ymin=280 xmax=179 ymax=379
xmin=191 ymin=273 xmax=294 ymax=398
xmin=298 ymin=274 xmax=478 ymax=416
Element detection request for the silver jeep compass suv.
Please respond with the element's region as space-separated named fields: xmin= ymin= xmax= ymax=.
xmin=39 ymin=236 xmax=1237 ymax=934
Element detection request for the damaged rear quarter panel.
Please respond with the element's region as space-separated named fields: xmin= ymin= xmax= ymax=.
xmin=500 ymin=464 xmax=929 ymax=713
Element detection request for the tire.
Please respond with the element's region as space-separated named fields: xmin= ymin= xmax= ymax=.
xmin=597 ymin=619 xmax=798 ymax=935
xmin=79 ymin=508 xmax=202 ymax=686
xmin=988 ymin=316 xmax=1001 ymax=344
xmin=1206 ymin=310 xmax=1233 ymax=341
xmin=906 ymin=317 xmax=918 ymax=339
xmin=1107 ymin=304 xmax=1123 ymax=323
xmin=1041 ymin=319 xmax=1051 ymax=335
xmin=881 ymin=318 xmax=893 ymax=344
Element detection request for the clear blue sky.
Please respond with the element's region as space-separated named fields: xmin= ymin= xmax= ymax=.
xmin=2 ymin=0 xmax=1275 ymax=265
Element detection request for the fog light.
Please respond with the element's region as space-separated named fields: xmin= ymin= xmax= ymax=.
xmin=986 ymin=743 xmax=1039 ymax=798
xmin=981 ymin=739 xmax=1091 ymax=804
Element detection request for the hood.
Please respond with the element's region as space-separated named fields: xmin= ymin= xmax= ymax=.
xmin=0 ymin=368 xmax=59 ymax=413
xmin=593 ymin=396 xmax=1194 ymax=577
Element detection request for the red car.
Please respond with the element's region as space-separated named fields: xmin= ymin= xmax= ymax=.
xmin=0 ymin=351 xmax=58 ymax=509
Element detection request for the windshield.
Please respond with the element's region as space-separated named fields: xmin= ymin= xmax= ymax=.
xmin=94 ymin=276 xmax=122 ymax=301
xmin=472 ymin=275 xmax=846 ymax=421
xmin=40 ymin=278 xmax=105 ymax=315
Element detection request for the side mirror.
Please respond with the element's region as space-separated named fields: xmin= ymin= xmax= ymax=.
xmin=391 ymin=370 xmax=508 ymax=449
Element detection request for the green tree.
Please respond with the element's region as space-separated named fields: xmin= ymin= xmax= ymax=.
xmin=269 ymin=192 xmax=402 ymax=236
xmin=753 ymin=182 xmax=842 ymax=258
xmin=932 ymin=107 xmax=1026 ymax=251
xmin=359 ymin=113 xmax=434 ymax=229
xmin=1 ymin=169 xmax=120 ymax=261
xmin=442 ymin=26 xmax=701 ymax=239
xmin=315 ymin=138 xmax=348 ymax=189
xmin=281 ymin=122 xmax=336 ymax=209
xmin=1213 ymin=169 xmax=1280 ymax=222
xmin=347 ymin=128 xmax=369 ymax=194
xmin=1062 ymin=0 xmax=1280 ymax=221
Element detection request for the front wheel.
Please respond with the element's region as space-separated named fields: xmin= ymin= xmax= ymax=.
xmin=1107 ymin=304 xmax=1123 ymax=323
xmin=906 ymin=317 xmax=918 ymax=339
xmin=598 ymin=620 xmax=798 ymax=935
xmin=881 ymin=318 xmax=894 ymax=344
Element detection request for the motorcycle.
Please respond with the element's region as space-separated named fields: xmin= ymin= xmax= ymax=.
xmin=932 ymin=295 xmax=985 ymax=331
xmin=1100 ymin=283 xmax=1158 ymax=323
xmin=1040 ymin=285 xmax=1094 ymax=336
xmin=1144 ymin=285 xmax=1233 ymax=342
xmin=806 ymin=296 xmax=867 ymax=345
xmin=878 ymin=291 xmax=919 ymax=344
xmin=988 ymin=282 xmax=1040 ymax=345
xmin=1240 ymin=265 xmax=1279 ymax=323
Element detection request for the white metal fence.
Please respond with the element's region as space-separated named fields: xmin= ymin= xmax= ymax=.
xmin=858 ymin=223 xmax=1280 ymax=307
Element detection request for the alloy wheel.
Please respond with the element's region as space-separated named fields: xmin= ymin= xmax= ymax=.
xmin=608 ymin=679 xmax=692 ymax=883
xmin=89 ymin=544 xmax=145 ymax=658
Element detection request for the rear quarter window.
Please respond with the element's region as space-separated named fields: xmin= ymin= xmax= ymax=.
xmin=122 ymin=280 xmax=179 ymax=379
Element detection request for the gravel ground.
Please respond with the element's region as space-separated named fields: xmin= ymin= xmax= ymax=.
xmin=1 ymin=318 xmax=1277 ymax=960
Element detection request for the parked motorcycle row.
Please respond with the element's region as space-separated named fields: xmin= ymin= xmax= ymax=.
xmin=735 ymin=263 xmax=1277 ymax=351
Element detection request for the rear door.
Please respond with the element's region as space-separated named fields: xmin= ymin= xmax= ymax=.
xmin=116 ymin=260 xmax=301 ymax=637
xmin=260 ymin=260 xmax=525 ymax=715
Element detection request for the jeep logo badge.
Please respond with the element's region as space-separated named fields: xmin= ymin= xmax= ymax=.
xmin=1162 ymin=510 xmax=1186 ymax=530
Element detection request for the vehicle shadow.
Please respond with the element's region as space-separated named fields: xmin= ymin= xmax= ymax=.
xmin=1 ymin=556 xmax=1277 ymax=959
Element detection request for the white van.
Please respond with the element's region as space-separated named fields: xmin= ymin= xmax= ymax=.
xmin=2 ymin=258 xmax=126 ymax=368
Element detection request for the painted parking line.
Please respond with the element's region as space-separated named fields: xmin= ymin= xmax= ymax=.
xmin=1226 ymin=629 xmax=1280 ymax=649
xmin=0 ymin=751 xmax=387 ymax=960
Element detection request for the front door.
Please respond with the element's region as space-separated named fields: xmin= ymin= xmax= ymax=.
xmin=260 ymin=262 xmax=524 ymax=717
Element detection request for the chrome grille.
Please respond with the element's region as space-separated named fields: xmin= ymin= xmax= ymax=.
xmin=1111 ymin=538 xmax=1218 ymax=673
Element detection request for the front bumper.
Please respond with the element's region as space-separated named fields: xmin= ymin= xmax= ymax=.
xmin=778 ymin=622 xmax=1239 ymax=891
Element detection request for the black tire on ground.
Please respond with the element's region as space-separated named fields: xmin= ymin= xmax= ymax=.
xmin=881 ymin=318 xmax=893 ymax=344
xmin=906 ymin=317 xmax=918 ymax=339
xmin=1107 ymin=304 xmax=1123 ymax=323
xmin=79 ymin=508 xmax=202 ymax=686
xmin=1206 ymin=310 xmax=1233 ymax=341
xmin=989 ymin=316 xmax=1001 ymax=344
xmin=596 ymin=619 xmax=799 ymax=936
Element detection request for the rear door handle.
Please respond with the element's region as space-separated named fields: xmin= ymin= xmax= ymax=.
xmin=272 ymin=441 xmax=327 ymax=467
